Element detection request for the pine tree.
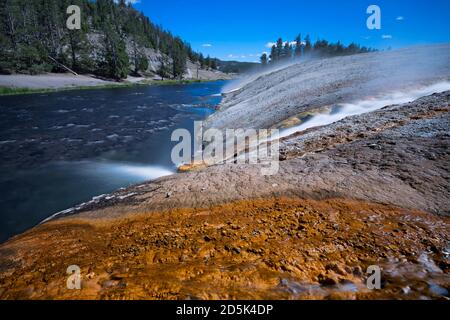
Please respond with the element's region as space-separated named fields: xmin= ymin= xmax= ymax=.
xmin=294 ymin=34 xmax=302 ymax=58
xmin=210 ymin=58 xmax=217 ymax=70
xmin=283 ymin=42 xmax=292 ymax=60
xmin=304 ymin=34 xmax=312 ymax=54
xmin=171 ymin=38 xmax=186 ymax=80
xmin=61 ymin=0 xmax=91 ymax=72
xmin=199 ymin=53 xmax=205 ymax=68
xmin=205 ymin=55 xmax=211 ymax=70
xmin=0 ymin=0 xmax=15 ymax=73
xmin=100 ymin=25 xmax=130 ymax=80
xmin=270 ymin=45 xmax=277 ymax=63
xmin=156 ymin=54 xmax=170 ymax=80
xmin=260 ymin=53 xmax=268 ymax=65
xmin=276 ymin=38 xmax=283 ymax=60
xmin=135 ymin=53 xmax=148 ymax=75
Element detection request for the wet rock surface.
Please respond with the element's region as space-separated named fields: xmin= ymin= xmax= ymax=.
xmin=0 ymin=198 xmax=448 ymax=300
xmin=0 ymin=89 xmax=449 ymax=299
xmin=49 ymin=91 xmax=450 ymax=220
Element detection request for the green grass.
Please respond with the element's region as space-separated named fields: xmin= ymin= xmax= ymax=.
xmin=0 ymin=83 xmax=130 ymax=96
xmin=0 ymin=78 xmax=224 ymax=96
xmin=0 ymin=87 xmax=56 ymax=96
xmin=137 ymin=78 xmax=212 ymax=85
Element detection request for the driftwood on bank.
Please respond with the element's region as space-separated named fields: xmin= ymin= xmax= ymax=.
xmin=47 ymin=56 xmax=78 ymax=76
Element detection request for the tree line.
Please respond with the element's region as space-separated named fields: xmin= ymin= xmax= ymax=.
xmin=0 ymin=0 xmax=217 ymax=80
xmin=261 ymin=34 xmax=375 ymax=65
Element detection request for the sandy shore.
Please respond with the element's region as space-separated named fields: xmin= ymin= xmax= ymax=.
xmin=0 ymin=73 xmax=231 ymax=92
xmin=0 ymin=68 xmax=232 ymax=92
xmin=0 ymin=73 xmax=120 ymax=89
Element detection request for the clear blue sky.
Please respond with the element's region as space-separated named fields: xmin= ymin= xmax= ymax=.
xmin=131 ymin=0 xmax=450 ymax=62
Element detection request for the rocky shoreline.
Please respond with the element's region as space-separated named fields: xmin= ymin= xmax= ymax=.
xmin=0 ymin=89 xmax=448 ymax=299
xmin=38 ymin=91 xmax=450 ymax=220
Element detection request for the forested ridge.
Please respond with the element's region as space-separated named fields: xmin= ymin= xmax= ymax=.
xmin=0 ymin=0 xmax=218 ymax=80
xmin=260 ymin=35 xmax=376 ymax=65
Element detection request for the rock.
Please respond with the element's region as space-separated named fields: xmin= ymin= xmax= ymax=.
xmin=232 ymin=247 xmax=241 ymax=254
xmin=318 ymin=274 xmax=338 ymax=286
xmin=352 ymin=266 xmax=363 ymax=277
xmin=429 ymin=284 xmax=449 ymax=297
xmin=111 ymin=273 xmax=128 ymax=280
xmin=402 ymin=286 xmax=411 ymax=295
xmin=102 ymin=280 xmax=116 ymax=288
xmin=326 ymin=263 xmax=347 ymax=276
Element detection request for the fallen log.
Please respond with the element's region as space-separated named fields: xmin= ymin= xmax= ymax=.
xmin=47 ymin=56 xmax=79 ymax=76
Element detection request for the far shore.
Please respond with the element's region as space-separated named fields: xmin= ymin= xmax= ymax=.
xmin=0 ymin=73 xmax=229 ymax=96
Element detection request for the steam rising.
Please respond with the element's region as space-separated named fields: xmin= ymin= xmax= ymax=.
xmin=279 ymin=81 xmax=450 ymax=138
xmin=82 ymin=161 xmax=174 ymax=180
xmin=210 ymin=44 xmax=450 ymax=131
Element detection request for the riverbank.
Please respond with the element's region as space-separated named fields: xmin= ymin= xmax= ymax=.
xmin=0 ymin=73 xmax=230 ymax=96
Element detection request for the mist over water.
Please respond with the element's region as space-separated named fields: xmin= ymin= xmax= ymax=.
xmin=110 ymin=163 xmax=174 ymax=180
xmin=67 ymin=160 xmax=175 ymax=183
xmin=212 ymin=45 xmax=450 ymax=134
xmin=221 ymin=59 xmax=302 ymax=94
xmin=279 ymin=81 xmax=450 ymax=138
xmin=222 ymin=45 xmax=450 ymax=97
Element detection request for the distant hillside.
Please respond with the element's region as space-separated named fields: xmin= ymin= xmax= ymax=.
xmin=0 ymin=0 xmax=228 ymax=80
xmin=216 ymin=60 xmax=260 ymax=74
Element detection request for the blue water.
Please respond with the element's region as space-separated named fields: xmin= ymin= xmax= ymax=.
xmin=0 ymin=81 xmax=226 ymax=242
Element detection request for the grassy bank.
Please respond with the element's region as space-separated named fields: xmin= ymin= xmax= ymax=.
xmin=0 ymin=83 xmax=128 ymax=96
xmin=0 ymin=78 xmax=224 ymax=96
xmin=139 ymin=78 xmax=211 ymax=85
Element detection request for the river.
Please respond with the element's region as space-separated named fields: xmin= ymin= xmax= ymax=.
xmin=0 ymin=81 xmax=226 ymax=242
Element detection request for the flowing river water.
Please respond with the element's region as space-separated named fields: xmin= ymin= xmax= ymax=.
xmin=0 ymin=81 xmax=226 ymax=242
